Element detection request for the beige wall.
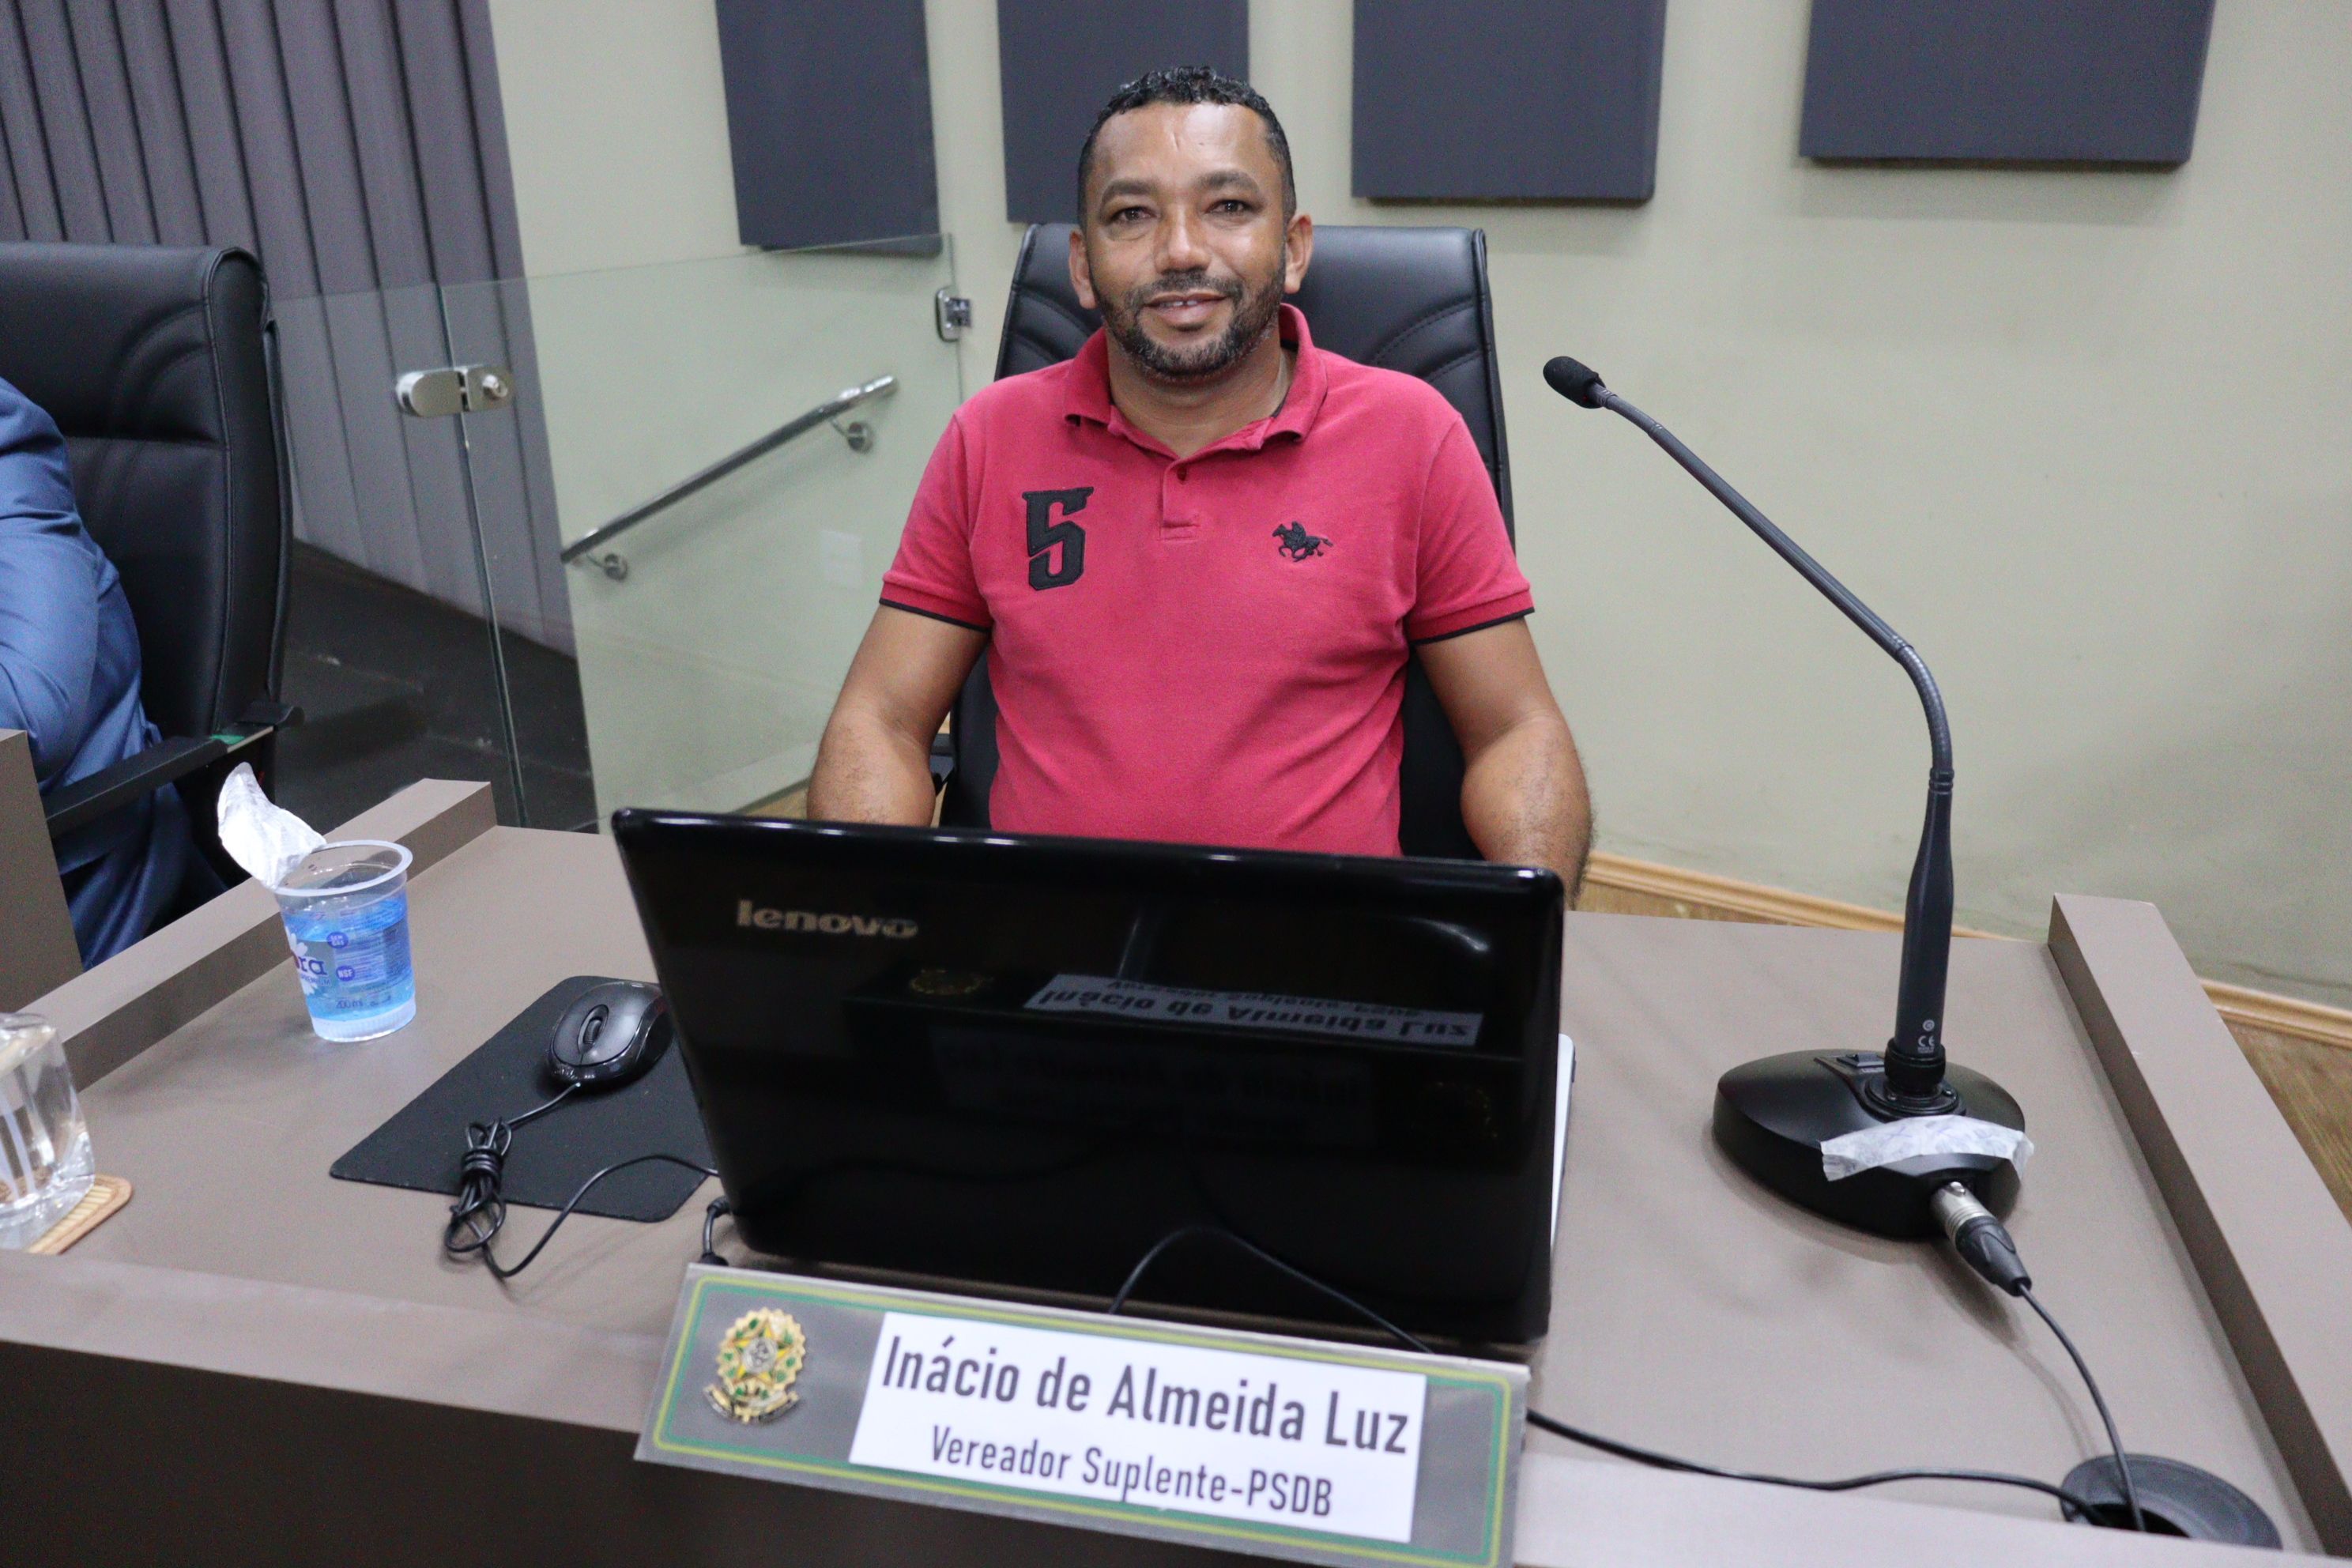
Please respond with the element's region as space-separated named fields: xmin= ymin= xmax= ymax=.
xmin=492 ymin=1 xmax=2352 ymax=1008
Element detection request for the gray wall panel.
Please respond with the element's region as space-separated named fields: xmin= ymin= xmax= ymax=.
xmin=1353 ymin=0 xmax=1667 ymax=202
xmin=216 ymin=1 xmax=323 ymax=296
xmin=0 ymin=138 xmax=21 ymax=241
xmin=64 ymin=2 xmax=158 ymax=243
xmin=0 ymin=12 xmax=59 ymax=240
xmin=270 ymin=296 xmax=368 ymax=567
xmin=455 ymin=0 xmax=525 ymax=281
xmin=19 ymin=1 xmax=110 ymax=239
xmin=164 ymin=4 xmax=261 ymax=254
xmin=115 ymin=2 xmax=207 ymax=246
xmin=1800 ymin=0 xmax=2218 ymax=164
xmin=995 ymin=0 xmax=1249 ymax=224
xmin=395 ymin=0 xmax=500 ymax=284
xmin=334 ymin=0 xmax=438 ymax=291
xmin=713 ymin=0 xmax=938 ymax=250
xmin=272 ymin=2 xmax=379 ymax=294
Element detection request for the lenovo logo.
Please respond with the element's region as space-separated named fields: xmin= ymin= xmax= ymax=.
xmin=737 ymin=900 xmax=918 ymax=939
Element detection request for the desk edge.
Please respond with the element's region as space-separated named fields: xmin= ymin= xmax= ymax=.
xmin=0 ymin=1248 xmax=663 ymax=1432
xmin=2049 ymin=892 xmax=2352 ymax=1552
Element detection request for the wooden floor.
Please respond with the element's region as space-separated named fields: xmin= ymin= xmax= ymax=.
xmin=739 ymin=784 xmax=2352 ymax=1228
xmin=2228 ymin=1023 xmax=2352 ymax=1226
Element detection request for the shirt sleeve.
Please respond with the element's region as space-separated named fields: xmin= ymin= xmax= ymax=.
xmin=879 ymin=411 xmax=992 ymax=632
xmin=0 ymin=383 xmax=104 ymax=782
xmin=1404 ymin=416 xmax=1534 ymax=643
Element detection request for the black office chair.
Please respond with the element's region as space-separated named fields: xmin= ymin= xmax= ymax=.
xmin=0 ymin=243 xmax=296 ymax=891
xmin=938 ymin=222 xmax=1516 ymax=859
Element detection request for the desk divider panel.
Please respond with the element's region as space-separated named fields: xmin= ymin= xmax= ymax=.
xmin=41 ymin=778 xmax=495 ymax=1085
xmin=0 ymin=729 xmax=81 ymax=1008
xmin=2050 ymin=894 xmax=2352 ymax=1551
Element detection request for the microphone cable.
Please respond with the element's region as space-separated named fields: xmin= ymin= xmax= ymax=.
xmin=442 ymin=1085 xmax=717 ymax=1281
xmin=1929 ymin=1182 xmax=2145 ymax=1531
xmin=1109 ymin=1222 xmax=2128 ymax=1525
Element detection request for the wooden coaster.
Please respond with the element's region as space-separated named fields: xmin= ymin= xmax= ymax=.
xmin=26 ymin=1174 xmax=132 ymax=1256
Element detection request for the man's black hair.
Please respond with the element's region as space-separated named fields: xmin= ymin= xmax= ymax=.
xmin=1075 ymin=66 xmax=1295 ymax=223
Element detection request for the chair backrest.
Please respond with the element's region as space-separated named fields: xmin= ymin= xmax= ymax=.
xmin=0 ymin=243 xmax=288 ymax=742
xmin=948 ymin=222 xmax=1514 ymax=858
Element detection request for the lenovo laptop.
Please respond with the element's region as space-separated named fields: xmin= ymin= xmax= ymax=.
xmin=612 ymin=811 xmax=1566 ymax=1348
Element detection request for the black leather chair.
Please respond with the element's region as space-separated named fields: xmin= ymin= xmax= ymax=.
xmin=0 ymin=243 xmax=296 ymax=888
xmin=940 ymin=222 xmax=1516 ymax=858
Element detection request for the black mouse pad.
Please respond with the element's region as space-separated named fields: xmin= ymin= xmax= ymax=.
xmin=330 ymin=975 xmax=715 ymax=1223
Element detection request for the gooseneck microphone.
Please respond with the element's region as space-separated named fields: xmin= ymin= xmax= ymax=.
xmin=1546 ymin=356 xmax=2023 ymax=1237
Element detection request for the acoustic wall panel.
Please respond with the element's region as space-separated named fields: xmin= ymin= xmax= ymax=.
xmin=1352 ymin=0 xmax=1668 ymax=202
xmin=996 ymin=0 xmax=1249 ymax=224
xmin=715 ymin=0 xmax=940 ymax=248
xmin=1800 ymin=0 xmax=2218 ymax=165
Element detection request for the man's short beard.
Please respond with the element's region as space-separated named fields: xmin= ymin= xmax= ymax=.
xmin=1097 ymin=253 xmax=1287 ymax=383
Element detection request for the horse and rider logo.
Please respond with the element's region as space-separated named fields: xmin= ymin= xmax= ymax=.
xmin=1273 ymin=521 xmax=1330 ymax=561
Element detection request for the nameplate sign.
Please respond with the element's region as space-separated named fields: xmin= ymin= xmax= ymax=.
xmin=638 ymin=1268 xmax=1527 ymax=1568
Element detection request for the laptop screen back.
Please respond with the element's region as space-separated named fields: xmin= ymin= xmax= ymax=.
xmin=613 ymin=812 xmax=1564 ymax=1346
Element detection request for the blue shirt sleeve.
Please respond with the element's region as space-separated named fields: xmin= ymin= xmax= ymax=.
xmin=0 ymin=377 xmax=105 ymax=785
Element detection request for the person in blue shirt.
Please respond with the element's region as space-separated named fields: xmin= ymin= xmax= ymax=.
xmin=0 ymin=375 xmax=191 ymax=965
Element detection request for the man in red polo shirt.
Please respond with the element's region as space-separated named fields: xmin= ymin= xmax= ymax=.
xmin=811 ymin=67 xmax=1590 ymax=884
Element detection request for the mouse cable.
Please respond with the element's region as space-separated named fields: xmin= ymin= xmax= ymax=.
xmin=1110 ymin=1224 xmax=2105 ymax=1521
xmin=442 ymin=1086 xmax=716 ymax=1280
xmin=442 ymin=1085 xmax=579 ymax=1266
xmin=445 ymin=1151 xmax=718 ymax=1280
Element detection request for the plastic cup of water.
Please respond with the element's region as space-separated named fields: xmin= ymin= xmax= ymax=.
xmin=0 ymin=1012 xmax=95 ymax=1251
xmin=273 ymin=840 xmax=416 ymax=1042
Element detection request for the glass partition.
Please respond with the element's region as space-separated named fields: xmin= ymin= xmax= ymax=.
xmin=267 ymin=280 xmax=548 ymax=832
xmin=439 ymin=238 xmax=965 ymax=825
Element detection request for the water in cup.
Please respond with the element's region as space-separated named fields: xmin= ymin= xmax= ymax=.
xmin=0 ymin=1013 xmax=94 ymax=1250
xmin=273 ymin=840 xmax=416 ymax=1042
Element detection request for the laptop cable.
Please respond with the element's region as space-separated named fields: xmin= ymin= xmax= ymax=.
xmin=1108 ymin=1221 xmax=2142 ymax=1528
xmin=699 ymin=1196 xmax=734 ymax=1267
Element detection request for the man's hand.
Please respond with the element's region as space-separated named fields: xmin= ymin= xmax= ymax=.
xmin=808 ymin=607 xmax=986 ymax=825
xmin=1417 ymin=620 xmax=1592 ymax=893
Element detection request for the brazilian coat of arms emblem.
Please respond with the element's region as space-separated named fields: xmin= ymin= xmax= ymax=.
xmin=706 ymin=1308 xmax=808 ymax=1423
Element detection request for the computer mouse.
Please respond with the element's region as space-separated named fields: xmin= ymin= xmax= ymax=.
xmin=548 ymin=980 xmax=672 ymax=1087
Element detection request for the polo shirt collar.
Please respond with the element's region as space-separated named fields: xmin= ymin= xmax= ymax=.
xmin=1064 ymin=303 xmax=1329 ymax=454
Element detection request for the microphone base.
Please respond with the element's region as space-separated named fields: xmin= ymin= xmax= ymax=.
xmin=1712 ymin=1050 xmax=2024 ymax=1238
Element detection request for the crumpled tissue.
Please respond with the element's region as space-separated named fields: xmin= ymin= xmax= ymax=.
xmin=216 ymin=761 xmax=324 ymax=890
xmin=1819 ymin=1114 xmax=2034 ymax=1182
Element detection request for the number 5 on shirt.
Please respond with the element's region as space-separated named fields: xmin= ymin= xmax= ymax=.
xmin=1024 ymin=487 xmax=1092 ymax=590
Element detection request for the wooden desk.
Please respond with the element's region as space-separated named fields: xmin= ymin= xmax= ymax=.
xmin=5 ymin=782 xmax=2347 ymax=1566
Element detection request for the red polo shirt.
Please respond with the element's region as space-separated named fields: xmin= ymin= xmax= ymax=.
xmin=880 ymin=304 xmax=1532 ymax=856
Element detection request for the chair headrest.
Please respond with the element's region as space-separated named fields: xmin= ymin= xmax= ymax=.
xmin=0 ymin=241 xmax=285 ymax=740
xmin=997 ymin=223 xmax=1512 ymax=537
xmin=0 ymin=243 xmax=264 ymax=444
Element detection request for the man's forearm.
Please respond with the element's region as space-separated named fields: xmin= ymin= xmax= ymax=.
xmin=807 ymin=709 xmax=938 ymax=826
xmin=1460 ymin=714 xmax=1591 ymax=892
